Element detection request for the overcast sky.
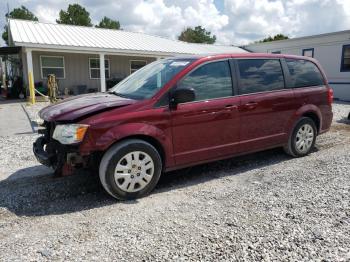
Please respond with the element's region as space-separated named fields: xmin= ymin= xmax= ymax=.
xmin=1 ymin=0 xmax=350 ymax=47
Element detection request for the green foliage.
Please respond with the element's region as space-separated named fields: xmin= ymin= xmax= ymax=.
xmin=178 ymin=26 xmax=216 ymax=44
xmin=257 ymin=34 xmax=289 ymax=43
xmin=2 ymin=6 xmax=38 ymax=45
xmin=56 ymin=4 xmax=92 ymax=27
xmin=2 ymin=28 xmax=8 ymax=46
xmin=96 ymin=16 xmax=121 ymax=30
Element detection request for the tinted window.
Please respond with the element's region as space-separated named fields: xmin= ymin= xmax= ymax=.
xmin=286 ymin=59 xmax=324 ymax=88
xmin=178 ymin=61 xmax=232 ymax=101
xmin=238 ymin=59 xmax=284 ymax=94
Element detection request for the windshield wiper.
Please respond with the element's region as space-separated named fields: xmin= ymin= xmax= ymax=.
xmin=109 ymin=91 xmax=130 ymax=99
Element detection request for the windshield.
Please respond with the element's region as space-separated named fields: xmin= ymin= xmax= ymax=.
xmin=109 ymin=58 xmax=195 ymax=100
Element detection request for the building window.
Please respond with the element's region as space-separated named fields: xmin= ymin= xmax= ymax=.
xmin=302 ymin=48 xmax=314 ymax=58
xmin=130 ymin=60 xmax=147 ymax=74
xmin=89 ymin=58 xmax=110 ymax=79
xmin=341 ymin=45 xmax=350 ymax=72
xmin=272 ymin=51 xmax=281 ymax=54
xmin=40 ymin=56 xmax=65 ymax=79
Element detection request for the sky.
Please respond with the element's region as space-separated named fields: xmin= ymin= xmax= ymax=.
xmin=0 ymin=0 xmax=350 ymax=47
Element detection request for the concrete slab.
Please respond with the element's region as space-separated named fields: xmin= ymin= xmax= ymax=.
xmin=0 ymin=100 xmax=34 ymax=136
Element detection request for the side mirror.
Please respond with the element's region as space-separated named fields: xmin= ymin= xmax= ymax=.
xmin=169 ymin=88 xmax=195 ymax=109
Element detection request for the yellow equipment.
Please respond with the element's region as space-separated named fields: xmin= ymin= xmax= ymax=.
xmin=28 ymin=71 xmax=35 ymax=104
xmin=47 ymin=74 xmax=58 ymax=103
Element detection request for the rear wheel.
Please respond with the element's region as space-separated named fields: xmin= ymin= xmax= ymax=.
xmin=99 ymin=139 xmax=162 ymax=200
xmin=284 ymin=117 xmax=317 ymax=157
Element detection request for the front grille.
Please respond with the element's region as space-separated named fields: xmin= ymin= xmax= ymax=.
xmin=49 ymin=122 xmax=56 ymax=139
xmin=42 ymin=121 xmax=56 ymax=141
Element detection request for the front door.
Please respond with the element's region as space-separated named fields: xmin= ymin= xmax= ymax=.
xmin=170 ymin=60 xmax=241 ymax=166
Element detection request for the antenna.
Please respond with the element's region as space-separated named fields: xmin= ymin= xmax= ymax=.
xmin=5 ymin=1 xmax=10 ymax=46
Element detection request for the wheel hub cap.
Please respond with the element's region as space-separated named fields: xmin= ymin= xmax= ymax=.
xmin=114 ymin=151 xmax=154 ymax=193
xmin=295 ymin=124 xmax=314 ymax=154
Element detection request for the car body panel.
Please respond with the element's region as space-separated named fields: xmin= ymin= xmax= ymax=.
xmin=238 ymin=89 xmax=296 ymax=152
xmin=39 ymin=93 xmax=136 ymax=122
xmin=171 ymin=96 xmax=241 ymax=165
xmin=79 ymin=104 xmax=175 ymax=167
xmin=292 ymin=86 xmax=333 ymax=132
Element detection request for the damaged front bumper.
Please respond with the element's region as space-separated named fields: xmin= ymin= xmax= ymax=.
xmin=33 ymin=120 xmax=95 ymax=176
xmin=33 ymin=135 xmax=87 ymax=176
xmin=33 ymin=136 xmax=53 ymax=166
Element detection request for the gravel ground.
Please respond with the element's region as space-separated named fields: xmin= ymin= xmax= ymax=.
xmin=0 ymin=101 xmax=349 ymax=261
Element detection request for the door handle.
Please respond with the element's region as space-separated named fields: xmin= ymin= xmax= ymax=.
xmin=242 ymin=102 xmax=258 ymax=110
xmin=224 ymin=104 xmax=238 ymax=110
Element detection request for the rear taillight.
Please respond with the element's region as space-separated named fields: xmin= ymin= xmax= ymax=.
xmin=328 ymin=88 xmax=334 ymax=105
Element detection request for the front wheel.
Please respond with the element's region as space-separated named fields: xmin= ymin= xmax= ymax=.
xmin=99 ymin=139 xmax=162 ymax=200
xmin=284 ymin=117 xmax=317 ymax=157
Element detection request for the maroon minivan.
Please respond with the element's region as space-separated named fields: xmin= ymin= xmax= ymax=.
xmin=34 ymin=53 xmax=333 ymax=200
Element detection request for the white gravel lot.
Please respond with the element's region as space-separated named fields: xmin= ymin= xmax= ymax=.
xmin=0 ymin=101 xmax=349 ymax=261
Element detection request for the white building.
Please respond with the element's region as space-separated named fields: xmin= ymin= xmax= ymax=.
xmin=244 ymin=31 xmax=350 ymax=101
xmin=1 ymin=19 xmax=246 ymax=97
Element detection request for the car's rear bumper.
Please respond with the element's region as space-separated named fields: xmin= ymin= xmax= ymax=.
xmin=319 ymin=109 xmax=333 ymax=134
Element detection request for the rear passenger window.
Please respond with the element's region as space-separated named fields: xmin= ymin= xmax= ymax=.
xmin=285 ymin=59 xmax=324 ymax=88
xmin=237 ymin=59 xmax=284 ymax=95
xmin=178 ymin=60 xmax=232 ymax=101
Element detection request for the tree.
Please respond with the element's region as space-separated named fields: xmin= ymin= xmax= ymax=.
xmin=56 ymin=4 xmax=92 ymax=27
xmin=178 ymin=26 xmax=216 ymax=44
xmin=2 ymin=6 xmax=38 ymax=45
xmin=96 ymin=16 xmax=120 ymax=30
xmin=258 ymin=34 xmax=289 ymax=43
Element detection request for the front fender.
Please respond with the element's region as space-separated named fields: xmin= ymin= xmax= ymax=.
xmin=79 ymin=122 xmax=173 ymax=166
xmin=98 ymin=123 xmax=168 ymax=149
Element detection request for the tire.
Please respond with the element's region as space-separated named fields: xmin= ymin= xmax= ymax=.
xmin=99 ymin=139 xmax=162 ymax=200
xmin=284 ymin=117 xmax=317 ymax=157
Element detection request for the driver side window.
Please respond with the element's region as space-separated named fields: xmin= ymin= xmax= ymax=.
xmin=178 ymin=60 xmax=233 ymax=101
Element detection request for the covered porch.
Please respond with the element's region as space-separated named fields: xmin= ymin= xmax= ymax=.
xmin=22 ymin=47 xmax=162 ymax=97
xmin=0 ymin=46 xmax=23 ymax=99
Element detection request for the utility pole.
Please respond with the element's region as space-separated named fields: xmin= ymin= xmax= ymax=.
xmin=1 ymin=2 xmax=10 ymax=97
xmin=7 ymin=2 xmax=10 ymax=16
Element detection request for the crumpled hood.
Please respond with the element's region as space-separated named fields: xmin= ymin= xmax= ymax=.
xmin=39 ymin=93 xmax=136 ymax=122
